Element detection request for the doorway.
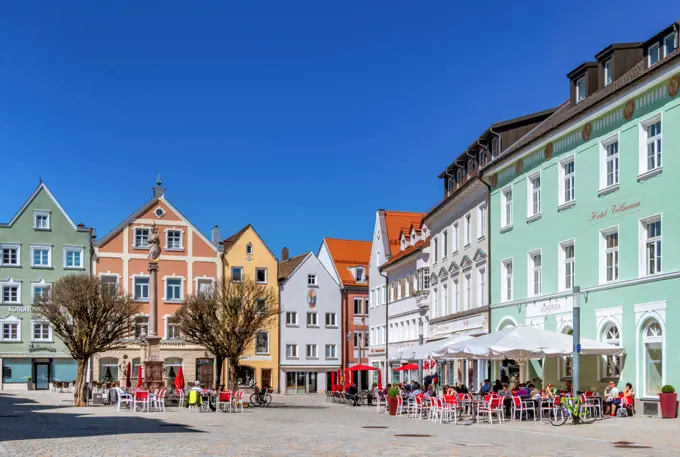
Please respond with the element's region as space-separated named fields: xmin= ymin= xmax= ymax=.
xmin=261 ymin=369 xmax=272 ymax=389
xmin=285 ymin=371 xmax=317 ymax=394
xmin=195 ymin=358 xmax=214 ymax=387
xmin=35 ymin=363 xmax=50 ymax=390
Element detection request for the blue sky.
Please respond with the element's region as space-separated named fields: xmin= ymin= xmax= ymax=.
xmin=1 ymin=2 xmax=678 ymax=257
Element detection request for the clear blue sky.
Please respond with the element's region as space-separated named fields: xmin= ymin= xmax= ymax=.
xmin=1 ymin=2 xmax=678 ymax=257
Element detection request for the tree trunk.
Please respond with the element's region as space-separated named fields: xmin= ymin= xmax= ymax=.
xmin=214 ymin=356 xmax=224 ymax=390
xmin=228 ymin=357 xmax=239 ymax=392
xmin=73 ymin=359 xmax=89 ymax=407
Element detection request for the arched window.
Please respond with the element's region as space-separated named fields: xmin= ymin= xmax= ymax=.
xmin=99 ymin=357 xmax=119 ymax=382
xmin=246 ymin=243 xmax=253 ymax=255
xmin=601 ymin=322 xmax=621 ymax=378
xmin=165 ymin=357 xmax=183 ymax=383
xmin=131 ymin=357 xmax=143 ymax=381
xmin=642 ymin=319 xmax=663 ymax=397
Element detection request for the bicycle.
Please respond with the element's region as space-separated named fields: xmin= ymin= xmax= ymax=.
xmin=249 ymin=385 xmax=273 ymax=407
xmin=549 ymin=396 xmax=596 ymax=426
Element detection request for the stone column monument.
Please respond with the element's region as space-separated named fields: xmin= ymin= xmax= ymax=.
xmin=143 ymin=222 xmax=164 ymax=387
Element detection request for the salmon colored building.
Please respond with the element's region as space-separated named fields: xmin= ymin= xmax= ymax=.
xmin=91 ymin=179 xmax=222 ymax=387
xmin=317 ymin=238 xmax=371 ymax=389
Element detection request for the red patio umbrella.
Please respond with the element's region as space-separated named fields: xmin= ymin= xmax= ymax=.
xmin=125 ymin=362 xmax=131 ymax=389
xmin=136 ymin=364 xmax=143 ymax=388
xmin=346 ymin=364 xmax=378 ymax=371
xmin=174 ymin=365 xmax=185 ymax=391
xmin=394 ymin=363 xmax=419 ymax=371
xmin=331 ymin=371 xmax=336 ymax=392
xmin=377 ymin=370 xmax=383 ymax=390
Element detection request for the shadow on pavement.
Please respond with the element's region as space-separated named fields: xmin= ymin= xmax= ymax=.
xmin=0 ymin=393 xmax=202 ymax=442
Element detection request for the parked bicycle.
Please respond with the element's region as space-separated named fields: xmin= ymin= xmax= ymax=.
xmin=549 ymin=396 xmax=596 ymax=426
xmin=249 ymin=385 xmax=273 ymax=407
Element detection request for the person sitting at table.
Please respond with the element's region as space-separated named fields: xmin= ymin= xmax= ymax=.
xmin=544 ymin=383 xmax=557 ymax=398
xmin=382 ymin=383 xmax=391 ymax=396
xmin=480 ymin=379 xmax=491 ymax=394
xmin=621 ymin=383 xmax=634 ymax=416
xmin=411 ymin=385 xmax=423 ymax=397
xmin=423 ymin=384 xmax=435 ymax=400
xmin=368 ymin=383 xmax=377 ymax=406
xmin=564 ymin=379 xmax=573 ymax=393
xmin=492 ymin=379 xmax=503 ymax=393
xmin=604 ymin=381 xmax=620 ymax=416
xmin=346 ymin=382 xmax=359 ymax=406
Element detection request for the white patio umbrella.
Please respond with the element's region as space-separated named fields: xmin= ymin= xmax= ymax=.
xmin=431 ymin=325 xmax=624 ymax=360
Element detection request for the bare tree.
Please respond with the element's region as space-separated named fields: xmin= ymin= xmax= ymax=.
xmin=174 ymin=278 xmax=279 ymax=390
xmin=34 ymin=275 xmax=141 ymax=406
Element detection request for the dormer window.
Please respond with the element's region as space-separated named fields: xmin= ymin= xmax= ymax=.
xmin=491 ymin=138 xmax=499 ymax=158
xmin=401 ymin=238 xmax=406 ymax=250
xmin=467 ymin=159 xmax=474 ymax=174
xmin=447 ymin=177 xmax=454 ymax=193
xmin=649 ymin=43 xmax=660 ymax=66
xmin=664 ymin=32 xmax=677 ymax=57
xmin=456 ymin=168 xmax=464 ymax=182
xmin=355 ymin=267 xmax=365 ymax=283
xmin=575 ymin=77 xmax=586 ymax=102
xmin=603 ymin=59 xmax=613 ymax=87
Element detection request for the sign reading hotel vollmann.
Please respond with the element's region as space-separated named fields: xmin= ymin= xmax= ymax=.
xmin=588 ymin=193 xmax=642 ymax=225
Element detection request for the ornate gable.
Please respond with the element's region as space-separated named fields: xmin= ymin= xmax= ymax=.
xmin=437 ymin=266 xmax=448 ymax=280
xmin=460 ymin=255 xmax=472 ymax=269
xmin=448 ymin=261 xmax=459 ymax=274
xmin=473 ymin=248 xmax=487 ymax=263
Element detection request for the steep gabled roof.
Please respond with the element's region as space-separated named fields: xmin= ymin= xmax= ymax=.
xmin=222 ymin=224 xmax=277 ymax=260
xmin=383 ymin=211 xmax=425 ymax=255
xmin=323 ymin=238 xmax=371 ymax=287
xmin=379 ymin=239 xmax=429 ymax=270
xmin=278 ymin=252 xmax=310 ymax=281
xmin=1 ymin=182 xmax=84 ymax=231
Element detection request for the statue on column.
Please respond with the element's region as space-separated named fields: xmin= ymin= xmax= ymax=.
xmin=148 ymin=222 xmax=161 ymax=262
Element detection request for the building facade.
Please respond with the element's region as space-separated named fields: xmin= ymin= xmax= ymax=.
xmin=424 ymin=109 xmax=555 ymax=390
xmin=278 ymin=249 xmax=341 ymax=394
xmin=367 ymin=210 xmax=426 ymax=386
xmin=1 ymin=183 xmax=91 ymax=390
xmin=221 ymin=224 xmax=280 ymax=391
xmin=378 ymin=223 xmax=431 ymax=385
xmin=318 ymin=238 xmax=371 ymax=389
xmin=92 ymin=180 xmax=221 ymax=387
xmin=484 ymin=21 xmax=680 ymax=414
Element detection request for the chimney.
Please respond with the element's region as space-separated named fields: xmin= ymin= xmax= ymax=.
xmin=77 ymin=223 xmax=85 ymax=229
xmin=211 ymin=225 xmax=221 ymax=246
xmin=153 ymin=174 xmax=166 ymax=198
xmin=281 ymin=247 xmax=289 ymax=261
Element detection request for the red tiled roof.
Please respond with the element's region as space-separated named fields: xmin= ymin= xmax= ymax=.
xmin=323 ymin=238 xmax=371 ymax=287
xmin=384 ymin=211 xmax=425 ymax=255
xmin=380 ymin=239 xmax=429 ymax=269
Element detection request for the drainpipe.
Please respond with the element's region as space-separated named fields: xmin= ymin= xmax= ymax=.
xmin=379 ymin=269 xmax=389 ymax=386
xmin=276 ymin=258 xmax=281 ymax=394
xmin=479 ymin=172 xmax=493 ymax=380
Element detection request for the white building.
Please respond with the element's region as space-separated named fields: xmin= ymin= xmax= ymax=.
xmin=367 ymin=210 xmax=425 ymax=385
xmin=278 ymin=249 xmax=341 ymax=394
xmin=378 ymin=224 xmax=431 ymax=385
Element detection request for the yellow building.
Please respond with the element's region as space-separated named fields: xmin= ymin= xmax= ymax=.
xmin=221 ymin=224 xmax=280 ymax=391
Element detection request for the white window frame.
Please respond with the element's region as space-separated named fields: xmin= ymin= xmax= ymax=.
xmin=599 ymin=226 xmax=619 ymax=284
xmin=600 ymin=321 xmax=622 ymax=379
xmin=165 ymin=315 xmax=182 ymax=340
xmin=286 ymin=344 xmax=298 ymax=359
xmin=164 ymin=276 xmax=184 ymax=302
xmin=638 ymin=113 xmax=662 ymax=179
xmin=325 ymin=312 xmax=337 ymax=328
xmin=231 ymin=267 xmax=243 ymax=283
xmin=31 ymin=320 xmax=52 ymax=342
xmin=31 ymin=282 xmax=51 ymax=303
xmin=33 ymin=210 xmax=50 ymax=230
xmin=641 ymin=318 xmax=664 ymax=398
xmin=133 ymin=275 xmax=150 ymax=301
xmin=442 ymin=230 xmax=448 ymax=258
xmin=639 ymin=214 xmax=662 ymax=278
xmin=354 ymin=267 xmax=365 ymax=283
xmin=663 ymin=32 xmax=677 ymax=57
xmin=286 ymin=311 xmax=298 ymax=326
xmin=558 ymin=155 xmax=575 ymax=207
xmin=464 ymin=274 xmax=471 ymax=311
xmin=575 ymin=77 xmax=586 ymax=102
xmin=501 ymin=258 xmax=513 ymax=303
xmin=1 ymin=281 xmax=21 ymax=304
xmin=527 ymin=171 xmax=541 ymax=220
xmin=478 ymin=265 xmax=486 ymax=307
xmin=528 ymin=249 xmax=542 ymax=297
xmin=452 ymin=278 xmax=459 ymax=313
xmin=307 ymin=274 xmax=317 ymax=286
xmin=307 ymin=311 xmax=318 ymax=327
xmin=0 ymin=317 xmax=21 ymax=342
xmin=0 ymin=244 xmax=21 ymax=266
xmin=353 ymin=297 xmax=365 ymax=316
xmin=63 ymin=246 xmax=84 ymax=269
xmin=165 ymin=229 xmax=184 ymax=251
xmin=196 ymin=277 xmax=214 ymax=295
xmin=501 ymin=187 xmax=513 ymax=229
xmin=558 ymin=240 xmax=575 ymax=292
xmin=648 ymin=42 xmax=660 ymax=66
xmin=599 ymin=133 xmax=620 ymax=193
xmin=31 ymin=245 xmax=52 ymax=268
xmin=256 ymin=267 xmax=268 ymax=284
xmin=325 ymin=344 xmax=337 ymax=359
xmin=255 ymin=331 xmax=269 ymax=355
xmin=433 ymin=237 xmax=439 ymax=263
xmin=477 ymin=203 xmax=487 ymax=239
xmin=246 ymin=243 xmax=253 ymax=255
xmin=464 ymin=214 xmax=471 ymax=246
xmin=306 ymin=344 xmax=318 ymax=359
xmin=453 ymin=222 xmax=459 ymax=252
xmin=133 ymin=227 xmax=150 ymax=249
xmin=603 ymin=59 xmax=613 ymax=86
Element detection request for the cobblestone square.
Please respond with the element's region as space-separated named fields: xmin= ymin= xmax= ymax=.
xmin=0 ymin=391 xmax=678 ymax=457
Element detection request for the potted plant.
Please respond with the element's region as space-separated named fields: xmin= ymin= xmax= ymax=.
xmin=27 ymin=376 xmax=34 ymax=391
xmin=659 ymin=385 xmax=677 ymax=419
xmin=387 ymin=386 xmax=400 ymax=416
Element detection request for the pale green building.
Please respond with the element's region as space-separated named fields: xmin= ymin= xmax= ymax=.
xmin=0 ymin=183 xmax=91 ymax=390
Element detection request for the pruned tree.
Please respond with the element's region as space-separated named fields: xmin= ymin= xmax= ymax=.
xmin=174 ymin=277 xmax=279 ymax=390
xmin=34 ymin=275 xmax=141 ymax=406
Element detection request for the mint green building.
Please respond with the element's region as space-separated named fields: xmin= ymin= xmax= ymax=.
xmin=484 ymin=22 xmax=680 ymax=415
xmin=0 ymin=183 xmax=91 ymax=390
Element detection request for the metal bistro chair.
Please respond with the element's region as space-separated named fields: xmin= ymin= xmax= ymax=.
xmin=217 ymin=391 xmax=231 ymax=413
xmin=114 ymin=387 xmax=133 ymax=412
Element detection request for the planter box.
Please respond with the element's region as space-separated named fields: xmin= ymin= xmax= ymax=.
xmin=659 ymin=393 xmax=678 ymax=419
xmin=635 ymin=397 xmax=679 ymax=418
xmin=27 ymin=382 xmax=35 ymax=391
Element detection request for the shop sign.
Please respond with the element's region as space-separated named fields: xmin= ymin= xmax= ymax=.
xmin=588 ymin=194 xmax=642 ymax=225
xmin=526 ymin=296 xmax=573 ymax=318
xmin=29 ymin=343 xmax=57 ymax=353
xmin=7 ymin=306 xmax=34 ymax=313
xmin=160 ymin=341 xmax=186 ymax=348
xmin=371 ymin=347 xmax=386 ymax=354
xmin=432 ymin=314 xmax=484 ymax=336
xmin=196 ymin=358 xmax=213 ymax=366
